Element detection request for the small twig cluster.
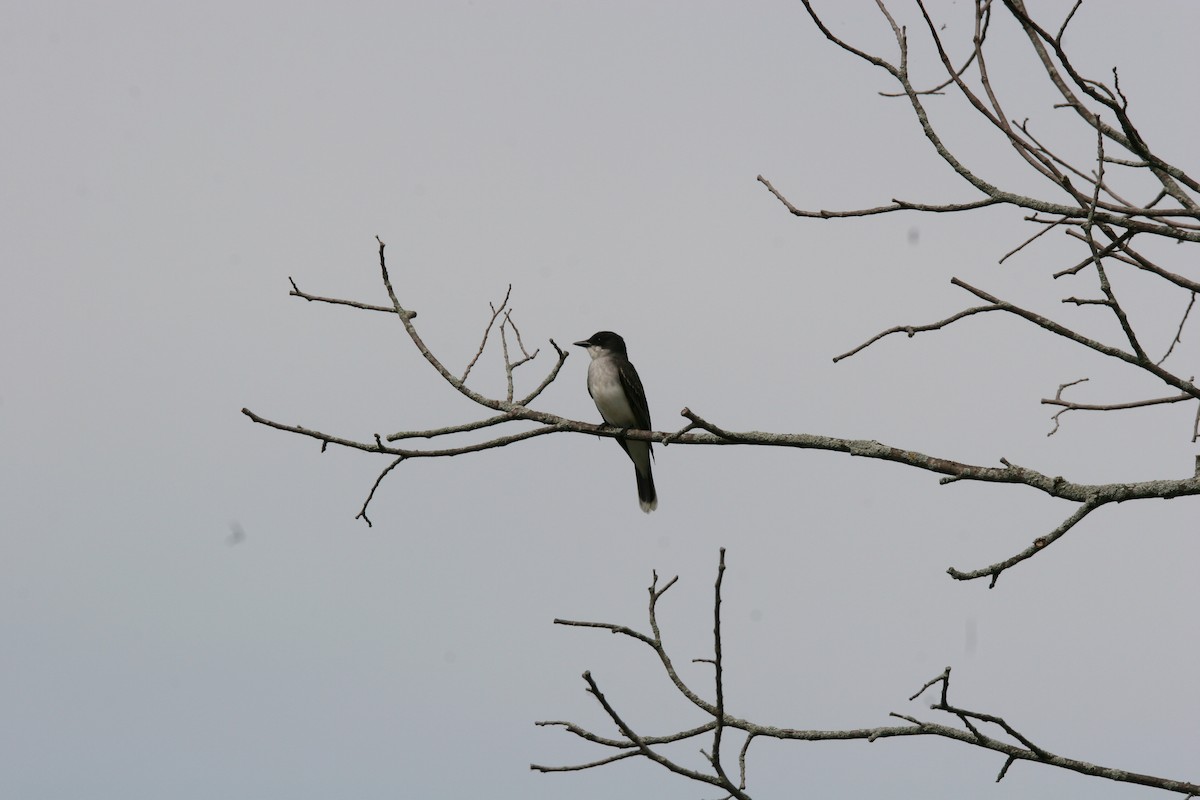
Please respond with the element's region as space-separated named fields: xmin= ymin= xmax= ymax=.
xmin=532 ymin=553 xmax=1200 ymax=798
xmin=771 ymin=0 xmax=1200 ymax=440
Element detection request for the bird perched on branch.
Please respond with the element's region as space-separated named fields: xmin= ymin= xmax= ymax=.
xmin=574 ymin=331 xmax=657 ymax=513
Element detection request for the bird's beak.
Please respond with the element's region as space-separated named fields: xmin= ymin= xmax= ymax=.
xmin=573 ymin=339 xmax=590 ymax=348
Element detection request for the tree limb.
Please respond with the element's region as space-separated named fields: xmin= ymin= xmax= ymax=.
xmin=534 ymin=557 xmax=1200 ymax=795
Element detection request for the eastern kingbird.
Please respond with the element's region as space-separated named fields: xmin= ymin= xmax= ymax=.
xmin=574 ymin=331 xmax=657 ymax=513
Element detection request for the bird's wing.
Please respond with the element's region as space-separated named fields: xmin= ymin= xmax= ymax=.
xmin=618 ymin=360 xmax=652 ymax=433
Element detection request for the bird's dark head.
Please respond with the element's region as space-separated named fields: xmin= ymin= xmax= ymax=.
xmin=573 ymin=331 xmax=628 ymax=357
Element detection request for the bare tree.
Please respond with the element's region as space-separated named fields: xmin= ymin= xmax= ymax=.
xmin=243 ymin=0 xmax=1198 ymax=795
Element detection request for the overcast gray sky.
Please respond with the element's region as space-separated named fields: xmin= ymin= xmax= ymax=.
xmin=3 ymin=2 xmax=1197 ymax=798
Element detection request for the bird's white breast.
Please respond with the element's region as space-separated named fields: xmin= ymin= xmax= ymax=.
xmin=587 ymin=357 xmax=638 ymax=427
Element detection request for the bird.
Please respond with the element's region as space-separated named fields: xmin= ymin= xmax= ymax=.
xmin=573 ymin=331 xmax=657 ymax=512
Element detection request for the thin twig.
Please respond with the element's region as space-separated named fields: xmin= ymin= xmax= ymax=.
xmin=288 ymin=276 xmax=416 ymax=316
xmin=1158 ymin=292 xmax=1196 ymax=366
xmin=355 ymin=456 xmax=404 ymax=527
xmin=947 ymin=499 xmax=1100 ymax=587
xmin=460 ymin=285 xmax=512 ymax=384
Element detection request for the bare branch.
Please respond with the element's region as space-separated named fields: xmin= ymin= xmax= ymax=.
xmin=835 ymin=273 xmax=1200 ymax=409
xmin=1052 ymin=230 xmax=1136 ymax=278
xmin=533 ymin=718 xmax=715 ymax=750
xmin=758 ymin=174 xmax=1001 ymax=219
xmin=912 ymin=0 xmax=1062 ymax=189
xmin=709 ymin=549 xmax=732 ymax=785
xmin=243 ymin=385 xmax=1200 ymax=578
xmin=948 ymin=495 xmax=1098 ymax=587
xmin=998 ymin=214 xmax=1067 ymax=264
xmin=737 ymin=732 xmax=757 ymax=791
xmin=460 ymin=285 xmax=511 ymax=384
xmin=504 ymin=310 xmax=535 ymax=361
xmin=355 ymin=456 xmax=403 ymax=528
xmin=577 ymin=670 xmax=751 ymax=798
xmin=242 ymin=406 xmax=570 ymax=459
xmin=908 ymin=667 xmax=951 ymax=703
xmin=373 ymin=236 xmax=527 ymax=411
xmin=287 ymin=276 xmax=414 ymax=317
xmin=1002 ymin=0 xmax=1200 ymax=203
xmin=1159 ymin=293 xmax=1197 ymax=366
xmin=832 ymin=304 xmax=1001 ymax=362
xmin=879 ymin=2 xmax=991 ymax=98
xmin=932 ymin=679 xmax=1052 ymax=760
xmin=387 ymin=414 xmax=513 ymax=442
xmin=537 ymin=557 xmax=1200 ymax=795
xmin=529 ymin=749 xmax=639 ymax=773
xmin=1094 ymin=235 xmax=1200 ymax=293
xmin=517 ymin=338 xmax=569 ymax=406
xmin=949 ymin=278 xmax=1200 ymax=399
xmin=1043 ymin=377 xmax=1193 ymax=437
xmin=793 ymin=1 xmax=1200 ymax=241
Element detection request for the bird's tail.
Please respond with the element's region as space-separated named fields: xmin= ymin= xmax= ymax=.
xmin=636 ymin=461 xmax=657 ymax=513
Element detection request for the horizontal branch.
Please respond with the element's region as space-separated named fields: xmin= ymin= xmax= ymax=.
xmin=1042 ymin=377 xmax=1197 ymax=436
xmin=241 ymin=406 xmax=570 ymax=458
xmin=387 ymin=413 xmax=513 ymax=442
xmin=533 ymin=718 xmax=715 ymax=751
xmin=836 ymin=274 xmax=1200 ymax=404
xmin=243 ymin=397 xmax=1200 ymax=580
xmin=757 ymin=175 xmax=1001 ymax=218
xmin=244 ymin=403 xmax=1200 ymax=504
xmin=760 ymin=170 xmax=1200 ymax=240
xmin=1042 ymin=392 xmax=1192 ymax=413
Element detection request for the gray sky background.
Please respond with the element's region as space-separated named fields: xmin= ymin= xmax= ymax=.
xmin=3 ymin=2 xmax=1197 ymax=798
